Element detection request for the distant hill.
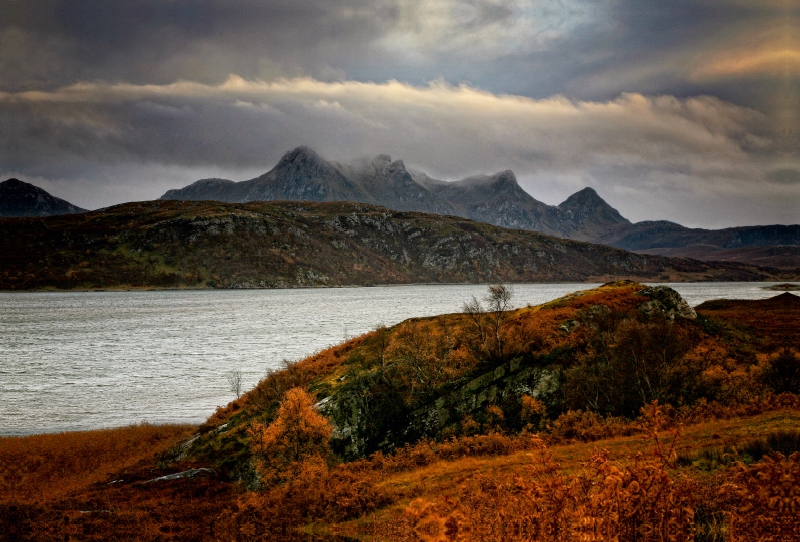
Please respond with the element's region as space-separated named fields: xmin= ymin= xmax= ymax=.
xmin=160 ymin=146 xmax=799 ymax=268
xmin=601 ymin=222 xmax=800 ymax=269
xmin=0 ymin=178 xmax=86 ymax=217
xmin=633 ymin=243 xmax=800 ymax=270
xmin=2 ymin=200 xmax=794 ymax=291
xmin=600 ymin=221 xmax=800 ymax=250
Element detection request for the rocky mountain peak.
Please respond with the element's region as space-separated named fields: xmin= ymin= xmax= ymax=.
xmin=493 ymin=170 xmax=518 ymax=187
xmin=558 ymin=187 xmax=630 ymax=226
xmin=275 ymin=146 xmax=327 ymax=169
xmin=330 ymin=154 xmax=457 ymax=214
xmin=460 ymin=170 xmax=518 ymax=189
xmin=560 ymin=187 xmax=602 ymax=208
xmin=3 ymin=178 xmax=24 ymax=188
xmin=1 ymin=178 xmax=86 ymax=217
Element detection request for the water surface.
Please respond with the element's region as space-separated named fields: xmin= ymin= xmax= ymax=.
xmin=0 ymin=282 xmax=792 ymax=435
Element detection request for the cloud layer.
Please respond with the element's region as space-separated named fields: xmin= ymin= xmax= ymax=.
xmin=1 ymin=0 xmax=797 ymax=228
xmin=3 ymin=76 xmax=796 ymax=227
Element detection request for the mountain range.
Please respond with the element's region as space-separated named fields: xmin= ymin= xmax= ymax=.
xmin=3 ymin=148 xmax=798 ymax=270
xmin=161 ymin=147 xmax=800 ymax=269
xmin=0 ymin=178 xmax=86 ymax=217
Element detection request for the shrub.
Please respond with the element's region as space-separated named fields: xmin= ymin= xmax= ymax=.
xmin=248 ymin=387 xmax=332 ymax=486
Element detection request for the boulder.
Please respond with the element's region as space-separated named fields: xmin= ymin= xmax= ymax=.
xmin=638 ymin=286 xmax=697 ymax=319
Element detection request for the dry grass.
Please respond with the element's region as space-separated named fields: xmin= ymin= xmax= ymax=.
xmin=0 ymin=423 xmax=194 ymax=504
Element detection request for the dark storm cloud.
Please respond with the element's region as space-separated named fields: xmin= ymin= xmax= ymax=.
xmin=3 ymin=77 xmax=797 ymax=227
xmin=1 ymin=0 xmax=396 ymax=90
xmin=3 ymin=0 xmax=793 ymax=104
xmin=1 ymin=0 xmax=797 ymax=226
xmin=767 ymin=168 xmax=800 ymax=185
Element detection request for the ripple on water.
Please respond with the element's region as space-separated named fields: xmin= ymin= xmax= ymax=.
xmin=0 ymin=282 xmax=789 ymax=435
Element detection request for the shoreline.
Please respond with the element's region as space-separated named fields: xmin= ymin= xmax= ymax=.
xmin=2 ymin=278 xmax=798 ymax=293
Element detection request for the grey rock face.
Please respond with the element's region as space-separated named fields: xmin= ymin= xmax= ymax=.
xmin=158 ymin=146 xmax=796 ymax=254
xmin=431 ymin=170 xmax=565 ymax=237
xmin=333 ymin=154 xmax=458 ymax=215
xmin=556 ymin=187 xmax=630 ymax=241
xmin=240 ymin=146 xmax=368 ymax=203
xmin=638 ymin=286 xmax=697 ymax=319
xmin=159 ymin=148 xmax=631 ymax=241
xmin=161 ymin=147 xmax=370 ymax=204
xmin=424 ymin=171 xmax=632 ymax=242
xmin=1 ymin=178 xmax=86 ymax=217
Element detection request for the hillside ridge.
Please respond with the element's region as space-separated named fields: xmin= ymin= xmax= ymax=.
xmin=3 ymin=199 xmax=795 ymax=291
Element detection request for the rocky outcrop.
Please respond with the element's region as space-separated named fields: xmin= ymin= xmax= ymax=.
xmin=142 ymin=468 xmax=216 ymax=484
xmin=405 ymin=358 xmax=554 ymax=442
xmin=638 ymin=286 xmax=697 ymax=320
xmin=0 ymin=178 xmax=86 ymax=217
xmin=323 ymin=356 xmax=554 ymax=458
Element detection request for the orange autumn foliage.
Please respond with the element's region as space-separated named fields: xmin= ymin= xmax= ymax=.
xmin=4 ymin=285 xmax=799 ymax=540
xmin=202 ymin=333 xmax=369 ymax=431
xmin=0 ymin=424 xmax=238 ymax=541
xmin=0 ymin=423 xmax=193 ymax=504
xmin=248 ymin=387 xmax=332 ymax=486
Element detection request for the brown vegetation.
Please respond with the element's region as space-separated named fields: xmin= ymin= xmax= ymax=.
xmin=2 ymin=284 xmax=799 ymax=540
xmin=0 ymin=424 xmax=193 ymax=504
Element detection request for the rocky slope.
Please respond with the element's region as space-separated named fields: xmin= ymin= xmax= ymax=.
xmin=332 ymin=154 xmax=458 ymax=215
xmin=420 ymin=170 xmax=565 ymax=237
xmin=163 ymin=147 xmax=368 ymax=204
xmin=557 ymin=187 xmax=631 ymax=241
xmin=420 ymin=172 xmax=631 ymax=241
xmin=0 ymin=178 xmax=86 ymax=217
xmin=160 ymin=147 xmax=798 ymax=269
xmin=161 ymin=147 xmax=630 ymax=241
xmin=2 ymin=200 xmax=792 ymax=291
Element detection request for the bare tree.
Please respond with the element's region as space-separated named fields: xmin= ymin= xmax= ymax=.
xmin=226 ymin=370 xmax=243 ymax=399
xmin=462 ymin=284 xmax=514 ymax=363
xmin=391 ymin=321 xmax=452 ymax=401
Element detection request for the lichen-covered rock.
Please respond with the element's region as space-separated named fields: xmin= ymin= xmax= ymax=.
xmin=638 ymin=286 xmax=697 ymax=319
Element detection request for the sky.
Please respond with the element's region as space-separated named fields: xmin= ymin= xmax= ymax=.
xmin=1 ymin=0 xmax=798 ymax=228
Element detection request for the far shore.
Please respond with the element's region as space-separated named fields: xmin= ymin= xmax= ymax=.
xmin=3 ymin=278 xmax=798 ymax=294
